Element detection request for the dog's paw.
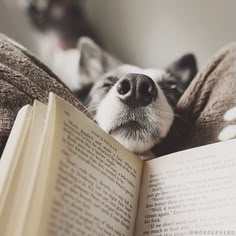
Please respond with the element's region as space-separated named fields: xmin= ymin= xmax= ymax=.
xmin=218 ymin=107 xmax=236 ymax=141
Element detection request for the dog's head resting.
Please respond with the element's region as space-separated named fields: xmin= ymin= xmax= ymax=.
xmin=76 ymin=37 xmax=197 ymax=155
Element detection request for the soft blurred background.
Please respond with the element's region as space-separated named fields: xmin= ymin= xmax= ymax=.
xmin=0 ymin=0 xmax=235 ymax=71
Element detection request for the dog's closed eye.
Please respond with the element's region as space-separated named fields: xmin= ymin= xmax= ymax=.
xmin=158 ymin=80 xmax=183 ymax=106
xmin=159 ymin=81 xmax=177 ymax=90
xmin=100 ymin=76 xmax=118 ymax=90
xmin=103 ymin=83 xmax=112 ymax=88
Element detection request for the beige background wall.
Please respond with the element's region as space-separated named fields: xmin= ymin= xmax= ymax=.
xmin=0 ymin=0 xmax=236 ymax=68
xmin=0 ymin=0 xmax=38 ymax=53
xmin=85 ymin=0 xmax=236 ymax=68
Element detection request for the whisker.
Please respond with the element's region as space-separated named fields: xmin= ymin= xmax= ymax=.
xmin=84 ymin=103 xmax=99 ymax=109
xmin=86 ymin=108 xmax=97 ymax=113
xmin=85 ymin=104 xmax=99 ymax=110
xmin=86 ymin=105 xmax=100 ymax=113
xmin=158 ymin=109 xmax=193 ymax=127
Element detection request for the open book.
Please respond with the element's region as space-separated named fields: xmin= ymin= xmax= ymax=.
xmin=0 ymin=93 xmax=235 ymax=236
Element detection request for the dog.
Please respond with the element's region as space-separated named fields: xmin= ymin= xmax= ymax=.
xmin=75 ymin=37 xmax=197 ymax=157
xmin=24 ymin=2 xmax=198 ymax=157
xmin=23 ymin=0 xmax=99 ymax=90
xmin=24 ymin=0 xmax=97 ymax=49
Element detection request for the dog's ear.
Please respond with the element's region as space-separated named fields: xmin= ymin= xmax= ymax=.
xmin=166 ymin=53 xmax=198 ymax=89
xmin=78 ymin=37 xmax=120 ymax=86
xmin=161 ymin=54 xmax=198 ymax=106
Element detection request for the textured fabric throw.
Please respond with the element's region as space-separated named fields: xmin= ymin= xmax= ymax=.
xmin=0 ymin=33 xmax=91 ymax=155
xmin=0 ymin=33 xmax=235 ymax=156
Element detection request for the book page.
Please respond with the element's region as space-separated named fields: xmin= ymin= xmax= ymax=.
xmin=36 ymin=94 xmax=144 ymax=236
xmin=0 ymin=105 xmax=32 ymax=216
xmin=0 ymin=101 xmax=47 ymax=236
xmin=135 ymin=139 xmax=236 ymax=236
xmin=23 ymin=98 xmax=58 ymax=236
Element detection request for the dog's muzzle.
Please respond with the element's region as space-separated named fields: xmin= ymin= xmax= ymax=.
xmin=116 ymin=73 xmax=158 ymax=108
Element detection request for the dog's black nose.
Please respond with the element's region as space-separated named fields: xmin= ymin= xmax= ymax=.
xmin=116 ymin=73 xmax=158 ymax=107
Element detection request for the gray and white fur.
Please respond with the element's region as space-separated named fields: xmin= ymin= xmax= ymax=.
xmin=75 ymin=37 xmax=197 ymax=157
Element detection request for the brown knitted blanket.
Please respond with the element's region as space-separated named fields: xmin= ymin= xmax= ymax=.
xmin=0 ymin=33 xmax=91 ymax=155
xmin=0 ymin=33 xmax=235 ymax=156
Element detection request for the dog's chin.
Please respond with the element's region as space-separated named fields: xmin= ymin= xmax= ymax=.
xmin=110 ymin=130 xmax=160 ymax=154
xmin=107 ymin=121 xmax=161 ymax=153
xmin=94 ymin=82 xmax=174 ymax=154
xmin=108 ymin=120 xmax=144 ymax=136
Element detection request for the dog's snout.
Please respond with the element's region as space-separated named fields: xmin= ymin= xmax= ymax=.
xmin=116 ymin=73 xmax=157 ymax=107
